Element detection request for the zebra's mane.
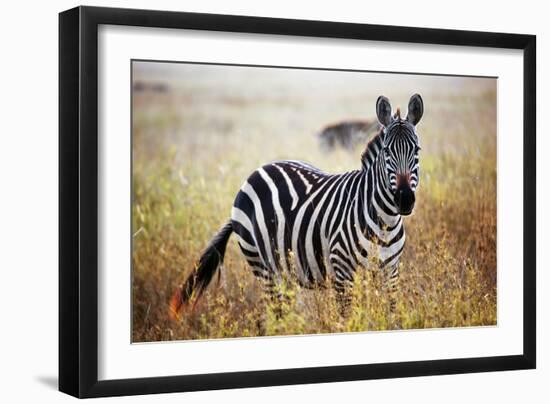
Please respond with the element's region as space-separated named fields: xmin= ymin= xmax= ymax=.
xmin=360 ymin=128 xmax=384 ymax=171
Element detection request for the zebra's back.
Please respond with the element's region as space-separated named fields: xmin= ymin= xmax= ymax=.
xmin=231 ymin=160 xmax=349 ymax=286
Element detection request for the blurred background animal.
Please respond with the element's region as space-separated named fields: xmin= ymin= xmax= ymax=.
xmin=318 ymin=119 xmax=380 ymax=151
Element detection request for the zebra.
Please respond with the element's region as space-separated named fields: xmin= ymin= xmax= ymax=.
xmin=318 ymin=119 xmax=380 ymax=151
xmin=170 ymin=94 xmax=424 ymax=318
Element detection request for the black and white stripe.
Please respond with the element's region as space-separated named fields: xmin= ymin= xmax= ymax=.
xmin=170 ymin=94 xmax=424 ymax=317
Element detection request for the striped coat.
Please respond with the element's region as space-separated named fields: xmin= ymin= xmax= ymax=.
xmin=230 ymin=154 xmax=405 ymax=296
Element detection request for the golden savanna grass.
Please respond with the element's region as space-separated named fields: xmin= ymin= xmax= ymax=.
xmin=132 ymin=63 xmax=496 ymax=342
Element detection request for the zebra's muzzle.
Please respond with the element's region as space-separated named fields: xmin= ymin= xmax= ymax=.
xmin=394 ymin=185 xmax=415 ymax=216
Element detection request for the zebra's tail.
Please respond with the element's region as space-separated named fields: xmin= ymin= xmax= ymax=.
xmin=169 ymin=220 xmax=233 ymax=320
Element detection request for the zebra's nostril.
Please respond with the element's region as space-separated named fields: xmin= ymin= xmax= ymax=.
xmin=394 ymin=189 xmax=404 ymax=204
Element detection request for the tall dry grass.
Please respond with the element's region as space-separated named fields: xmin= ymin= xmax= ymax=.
xmin=131 ymin=63 xmax=496 ymax=342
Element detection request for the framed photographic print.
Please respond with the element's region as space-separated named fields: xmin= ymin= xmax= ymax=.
xmin=59 ymin=6 xmax=536 ymax=398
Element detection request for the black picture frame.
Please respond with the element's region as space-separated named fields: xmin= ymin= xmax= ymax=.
xmin=59 ymin=5 xmax=536 ymax=398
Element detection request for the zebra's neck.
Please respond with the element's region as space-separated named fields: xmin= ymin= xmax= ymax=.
xmin=360 ymin=131 xmax=401 ymax=230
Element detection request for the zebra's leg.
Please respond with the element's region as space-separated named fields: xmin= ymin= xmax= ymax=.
xmin=241 ymin=239 xmax=291 ymax=319
xmin=383 ymin=262 xmax=400 ymax=313
xmin=244 ymin=261 xmax=277 ymax=334
xmin=236 ymin=239 xmax=275 ymax=329
xmin=330 ymin=255 xmax=355 ymax=317
xmin=334 ymin=278 xmax=354 ymax=317
xmin=247 ymin=258 xmax=288 ymax=319
xmin=263 ymin=276 xmax=289 ymax=319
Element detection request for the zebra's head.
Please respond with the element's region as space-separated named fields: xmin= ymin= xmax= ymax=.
xmin=376 ymin=94 xmax=424 ymax=216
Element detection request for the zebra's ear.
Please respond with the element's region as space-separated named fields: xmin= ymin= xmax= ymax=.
xmin=376 ymin=96 xmax=393 ymax=127
xmin=406 ymin=94 xmax=424 ymax=126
